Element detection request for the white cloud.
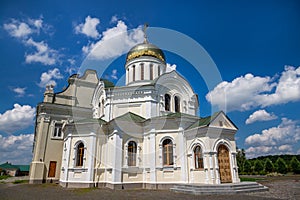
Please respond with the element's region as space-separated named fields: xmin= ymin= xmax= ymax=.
xmin=0 ymin=134 xmax=34 ymax=164
xmin=25 ymin=38 xmax=58 ymax=65
xmin=259 ymin=66 xmax=300 ymax=107
xmin=38 ymin=68 xmax=63 ymax=88
xmin=3 ymin=21 xmax=32 ymax=38
xmin=75 ymin=16 xmax=100 ymax=39
xmin=245 ymin=118 xmax=300 ymax=158
xmin=110 ymin=15 xmax=118 ymax=24
xmin=83 ymin=20 xmax=144 ymax=60
xmin=110 ymin=69 xmax=118 ymax=80
xmin=3 ymin=17 xmax=45 ymax=39
xmin=0 ymin=104 xmax=36 ymax=134
xmin=12 ymin=87 xmax=26 ymax=97
xmin=166 ymin=63 xmax=177 ymax=72
xmin=206 ymin=66 xmax=300 ymax=112
xmin=245 ymin=109 xmax=277 ymax=124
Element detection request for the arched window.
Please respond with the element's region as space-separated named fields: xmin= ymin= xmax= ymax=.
xmin=194 ymin=146 xmax=204 ymax=169
xmin=165 ymin=94 xmax=171 ymax=111
xmin=128 ymin=141 xmax=137 ymax=166
xmin=174 ymin=96 xmax=180 ymax=112
xmin=76 ymin=142 xmax=84 ymax=167
xmin=150 ymin=64 xmax=153 ymax=80
xmin=140 ymin=63 xmax=144 ymax=80
xmin=163 ymin=139 xmax=173 ymax=166
xmin=101 ymin=99 xmax=105 ymax=115
xmin=132 ymin=65 xmax=136 ymax=81
xmin=158 ymin=65 xmax=161 ymax=76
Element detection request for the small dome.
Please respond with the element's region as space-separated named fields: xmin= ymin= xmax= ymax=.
xmin=126 ymin=42 xmax=166 ymax=63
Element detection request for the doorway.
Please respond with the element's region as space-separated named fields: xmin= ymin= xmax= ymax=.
xmin=48 ymin=161 xmax=57 ymax=178
xmin=217 ymin=145 xmax=232 ymax=183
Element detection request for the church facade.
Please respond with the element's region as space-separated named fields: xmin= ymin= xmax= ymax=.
xmin=29 ymin=40 xmax=240 ymax=188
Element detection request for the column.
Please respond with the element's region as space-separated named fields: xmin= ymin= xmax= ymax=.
xmin=178 ymin=128 xmax=187 ymax=182
xmin=149 ymin=130 xmax=156 ymax=183
xmin=111 ymin=131 xmax=123 ymax=183
xmin=214 ymin=152 xmax=220 ymax=184
xmin=88 ymin=133 xmax=97 ymax=183
xmin=203 ymin=152 xmax=209 ymax=184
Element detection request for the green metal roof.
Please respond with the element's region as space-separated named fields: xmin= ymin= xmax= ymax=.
xmin=151 ymin=112 xmax=200 ymax=120
xmin=0 ymin=163 xmax=30 ymax=172
xmin=75 ymin=118 xmax=106 ymax=124
xmin=113 ymin=112 xmax=145 ymax=123
xmin=15 ymin=165 xmax=30 ymax=172
xmin=187 ymin=111 xmax=222 ymax=130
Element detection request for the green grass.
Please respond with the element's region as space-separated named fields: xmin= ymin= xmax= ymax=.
xmin=13 ymin=180 xmax=29 ymax=184
xmin=240 ymin=177 xmax=257 ymax=182
xmin=74 ymin=187 xmax=97 ymax=195
xmin=0 ymin=175 xmax=11 ymax=180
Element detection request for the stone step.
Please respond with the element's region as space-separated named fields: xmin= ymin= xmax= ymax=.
xmin=170 ymin=182 xmax=268 ymax=195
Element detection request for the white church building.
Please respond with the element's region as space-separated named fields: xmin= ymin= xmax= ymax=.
xmin=29 ymin=37 xmax=240 ymax=188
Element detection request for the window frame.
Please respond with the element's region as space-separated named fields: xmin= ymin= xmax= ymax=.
xmin=163 ymin=139 xmax=174 ymax=166
xmin=76 ymin=142 xmax=85 ymax=167
xmin=52 ymin=122 xmax=63 ymax=139
xmin=174 ymin=95 xmax=180 ymax=113
xmin=140 ymin=63 xmax=144 ymax=80
xmin=164 ymin=94 xmax=171 ymax=111
xmin=194 ymin=145 xmax=204 ymax=170
xmin=127 ymin=141 xmax=137 ymax=167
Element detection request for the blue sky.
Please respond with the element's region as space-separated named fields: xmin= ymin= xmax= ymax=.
xmin=0 ymin=0 xmax=300 ymax=164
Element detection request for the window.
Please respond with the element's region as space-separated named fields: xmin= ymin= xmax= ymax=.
xmin=127 ymin=68 xmax=129 ymax=83
xmin=194 ymin=146 xmax=204 ymax=169
xmin=140 ymin=63 xmax=144 ymax=80
xmin=150 ymin=64 xmax=153 ymax=80
xmin=76 ymin=142 xmax=84 ymax=167
xmin=132 ymin=65 xmax=136 ymax=81
xmin=101 ymin=99 xmax=105 ymax=115
xmin=128 ymin=141 xmax=137 ymax=166
xmin=158 ymin=65 xmax=161 ymax=76
xmin=53 ymin=124 xmax=62 ymax=138
xmin=174 ymin=96 xmax=180 ymax=112
xmin=163 ymin=139 xmax=173 ymax=166
xmin=165 ymin=94 xmax=171 ymax=111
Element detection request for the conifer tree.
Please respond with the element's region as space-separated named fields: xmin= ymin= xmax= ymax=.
xmin=264 ymin=158 xmax=274 ymax=173
xmin=275 ymin=157 xmax=287 ymax=174
xmin=290 ymin=156 xmax=300 ymax=174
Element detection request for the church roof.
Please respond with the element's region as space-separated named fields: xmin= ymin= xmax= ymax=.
xmin=76 ymin=118 xmax=107 ymax=124
xmin=112 ymin=112 xmax=146 ymax=123
xmin=152 ymin=112 xmax=200 ymax=120
xmin=187 ymin=111 xmax=238 ymax=130
xmin=126 ymin=42 xmax=166 ymax=64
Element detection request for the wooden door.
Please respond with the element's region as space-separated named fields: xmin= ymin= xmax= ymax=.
xmin=48 ymin=161 xmax=56 ymax=178
xmin=218 ymin=145 xmax=232 ymax=183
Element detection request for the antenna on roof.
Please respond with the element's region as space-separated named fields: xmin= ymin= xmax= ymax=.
xmin=143 ymin=23 xmax=149 ymax=43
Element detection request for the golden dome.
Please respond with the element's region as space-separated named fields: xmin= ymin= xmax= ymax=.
xmin=126 ymin=42 xmax=166 ymax=63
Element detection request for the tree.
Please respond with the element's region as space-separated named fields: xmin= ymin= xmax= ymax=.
xmin=264 ymin=158 xmax=274 ymax=173
xmin=290 ymin=156 xmax=300 ymax=174
xmin=236 ymin=148 xmax=246 ymax=174
xmin=275 ymin=157 xmax=287 ymax=174
xmin=254 ymin=159 xmax=264 ymax=174
xmin=243 ymin=160 xmax=252 ymax=174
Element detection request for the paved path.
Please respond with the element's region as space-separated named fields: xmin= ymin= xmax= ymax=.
xmin=0 ymin=176 xmax=299 ymax=200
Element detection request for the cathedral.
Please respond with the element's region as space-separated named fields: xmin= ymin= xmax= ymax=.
xmin=29 ymin=36 xmax=240 ymax=188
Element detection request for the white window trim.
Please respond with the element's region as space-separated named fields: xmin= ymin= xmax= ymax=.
xmin=51 ymin=120 xmax=64 ymax=139
xmin=159 ymin=136 xmax=177 ymax=169
xmin=124 ymin=139 xmax=140 ymax=168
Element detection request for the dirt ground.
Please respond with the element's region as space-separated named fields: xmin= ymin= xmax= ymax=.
xmin=0 ymin=176 xmax=299 ymax=200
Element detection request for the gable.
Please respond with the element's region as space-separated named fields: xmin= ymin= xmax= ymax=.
xmin=209 ymin=111 xmax=238 ymax=130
